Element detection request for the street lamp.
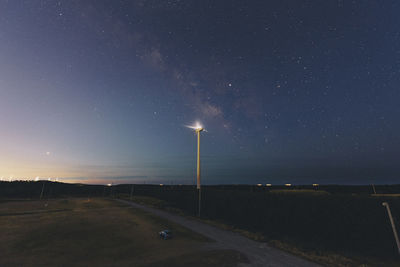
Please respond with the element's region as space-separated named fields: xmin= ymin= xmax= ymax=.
xmin=187 ymin=122 xmax=205 ymax=217
xmin=382 ymin=202 xmax=400 ymax=255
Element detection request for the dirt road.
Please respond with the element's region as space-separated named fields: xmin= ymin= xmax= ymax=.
xmin=117 ymin=199 xmax=320 ymax=267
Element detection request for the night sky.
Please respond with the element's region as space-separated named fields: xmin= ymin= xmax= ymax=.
xmin=1 ymin=1 xmax=399 ymax=185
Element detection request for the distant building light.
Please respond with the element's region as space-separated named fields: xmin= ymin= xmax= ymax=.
xmin=107 ymin=183 xmax=112 ymax=187
xmin=266 ymin=184 xmax=272 ymax=187
xmin=160 ymin=184 xmax=164 ymax=186
xmin=313 ymin=184 xmax=319 ymax=186
xmin=257 ymin=183 xmax=262 ymax=187
xmin=285 ymin=183 xmax=292 ymax=187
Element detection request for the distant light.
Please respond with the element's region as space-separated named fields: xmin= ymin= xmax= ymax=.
xmin=46 ymin=151 xmax=51 ymax=156
xmin=266 ymin=184 xmax=272 ymax=187
xmin=107 ymin=183 xmax=112 ymax=187
xmin=35 ymin=176 xmax=40 ymax=181
xmin=313 ymin=184 xmax=319 ymax=187
xmin=256 ymin=183 xmax=262 ymax=187
xmin=160 ymin=184 xmax=164 ymax=186
xmin=285 ymin=183 xmax=292 ymax=187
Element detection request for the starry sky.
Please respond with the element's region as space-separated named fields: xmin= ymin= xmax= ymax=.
xmin=1 ymin=0 xmax=399 ymax=185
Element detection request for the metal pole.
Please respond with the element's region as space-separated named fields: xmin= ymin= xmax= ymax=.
xmin=382 ymin=202 xmax=400 ymax=255
xmin=198 ymin=187 xmax=201 ymax=217
xmin=40 ymin=182 xmax=45 ymax=200
xmin=197 ymin=131 xmax=201 ymax=190
xmin=197 ymin=130 xmax=201 ymax=217
xmin=372 ymin=184 xmax=377 ymax=195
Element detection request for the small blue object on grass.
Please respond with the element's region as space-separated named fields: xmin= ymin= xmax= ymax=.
xmin=159 ymin=230 xmax=172 ymax=240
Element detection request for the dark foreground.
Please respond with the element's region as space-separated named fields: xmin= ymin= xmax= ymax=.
xmin=118 ymin=199 xmax=319 ymax=267
xmin=2 ymin=181 xmax=400 ymax=266
xmin=0 ymin=198 xmax=247 ymax=267
xmin=116 ymin=184 xmax=400 ymax=266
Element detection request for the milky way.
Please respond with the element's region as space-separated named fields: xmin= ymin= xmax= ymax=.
xmin=0 ymin=1 xmax=399 ymax=184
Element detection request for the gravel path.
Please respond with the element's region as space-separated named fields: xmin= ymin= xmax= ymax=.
xmin=117 ymin=199 xmax=320 ymax=267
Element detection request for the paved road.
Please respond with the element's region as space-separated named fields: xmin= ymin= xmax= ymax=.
xmin=117 ymin=199 xmax=320 ymax=267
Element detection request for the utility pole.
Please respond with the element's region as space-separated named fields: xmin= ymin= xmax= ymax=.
xmin=40 ymin=182 xmax=45 ymax=200
xmin=186 ymin=122 xmax=205 ymax=217
xmin=372 ymin=184 xmax=377 ymax=195
xmin=196 ymin=127 xmax=203 ymax=217
xmin=382 ymin=202 xmax=400 ymax=255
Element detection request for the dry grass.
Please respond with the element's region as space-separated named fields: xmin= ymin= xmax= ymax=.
xmin=0 ymin=198 xmax=246 ymax=267
xmin=123 ymin=195 xmax=400 ymax=267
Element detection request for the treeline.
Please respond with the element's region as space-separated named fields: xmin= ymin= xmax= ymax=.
xmin=0 ymin=181 xmax=106 ymax=199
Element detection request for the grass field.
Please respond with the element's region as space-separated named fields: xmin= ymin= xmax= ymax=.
xmin=120 ymin=190 xmax=400 ymax=267
xmin=0 ymin=198 xmax=247 ymax=267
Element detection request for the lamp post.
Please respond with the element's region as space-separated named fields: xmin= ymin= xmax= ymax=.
xmin=187 ymin=122 xmax=205 ymax=217
xmin=382 ymin=202 xmax=400 ymax=255
xmin=196 ymin=126 xmax=203 ymax=217
xmin=196 ymin=127 xmax=203 ymax=190
xmin=40 ymin=181 xmax=45 ymax=200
